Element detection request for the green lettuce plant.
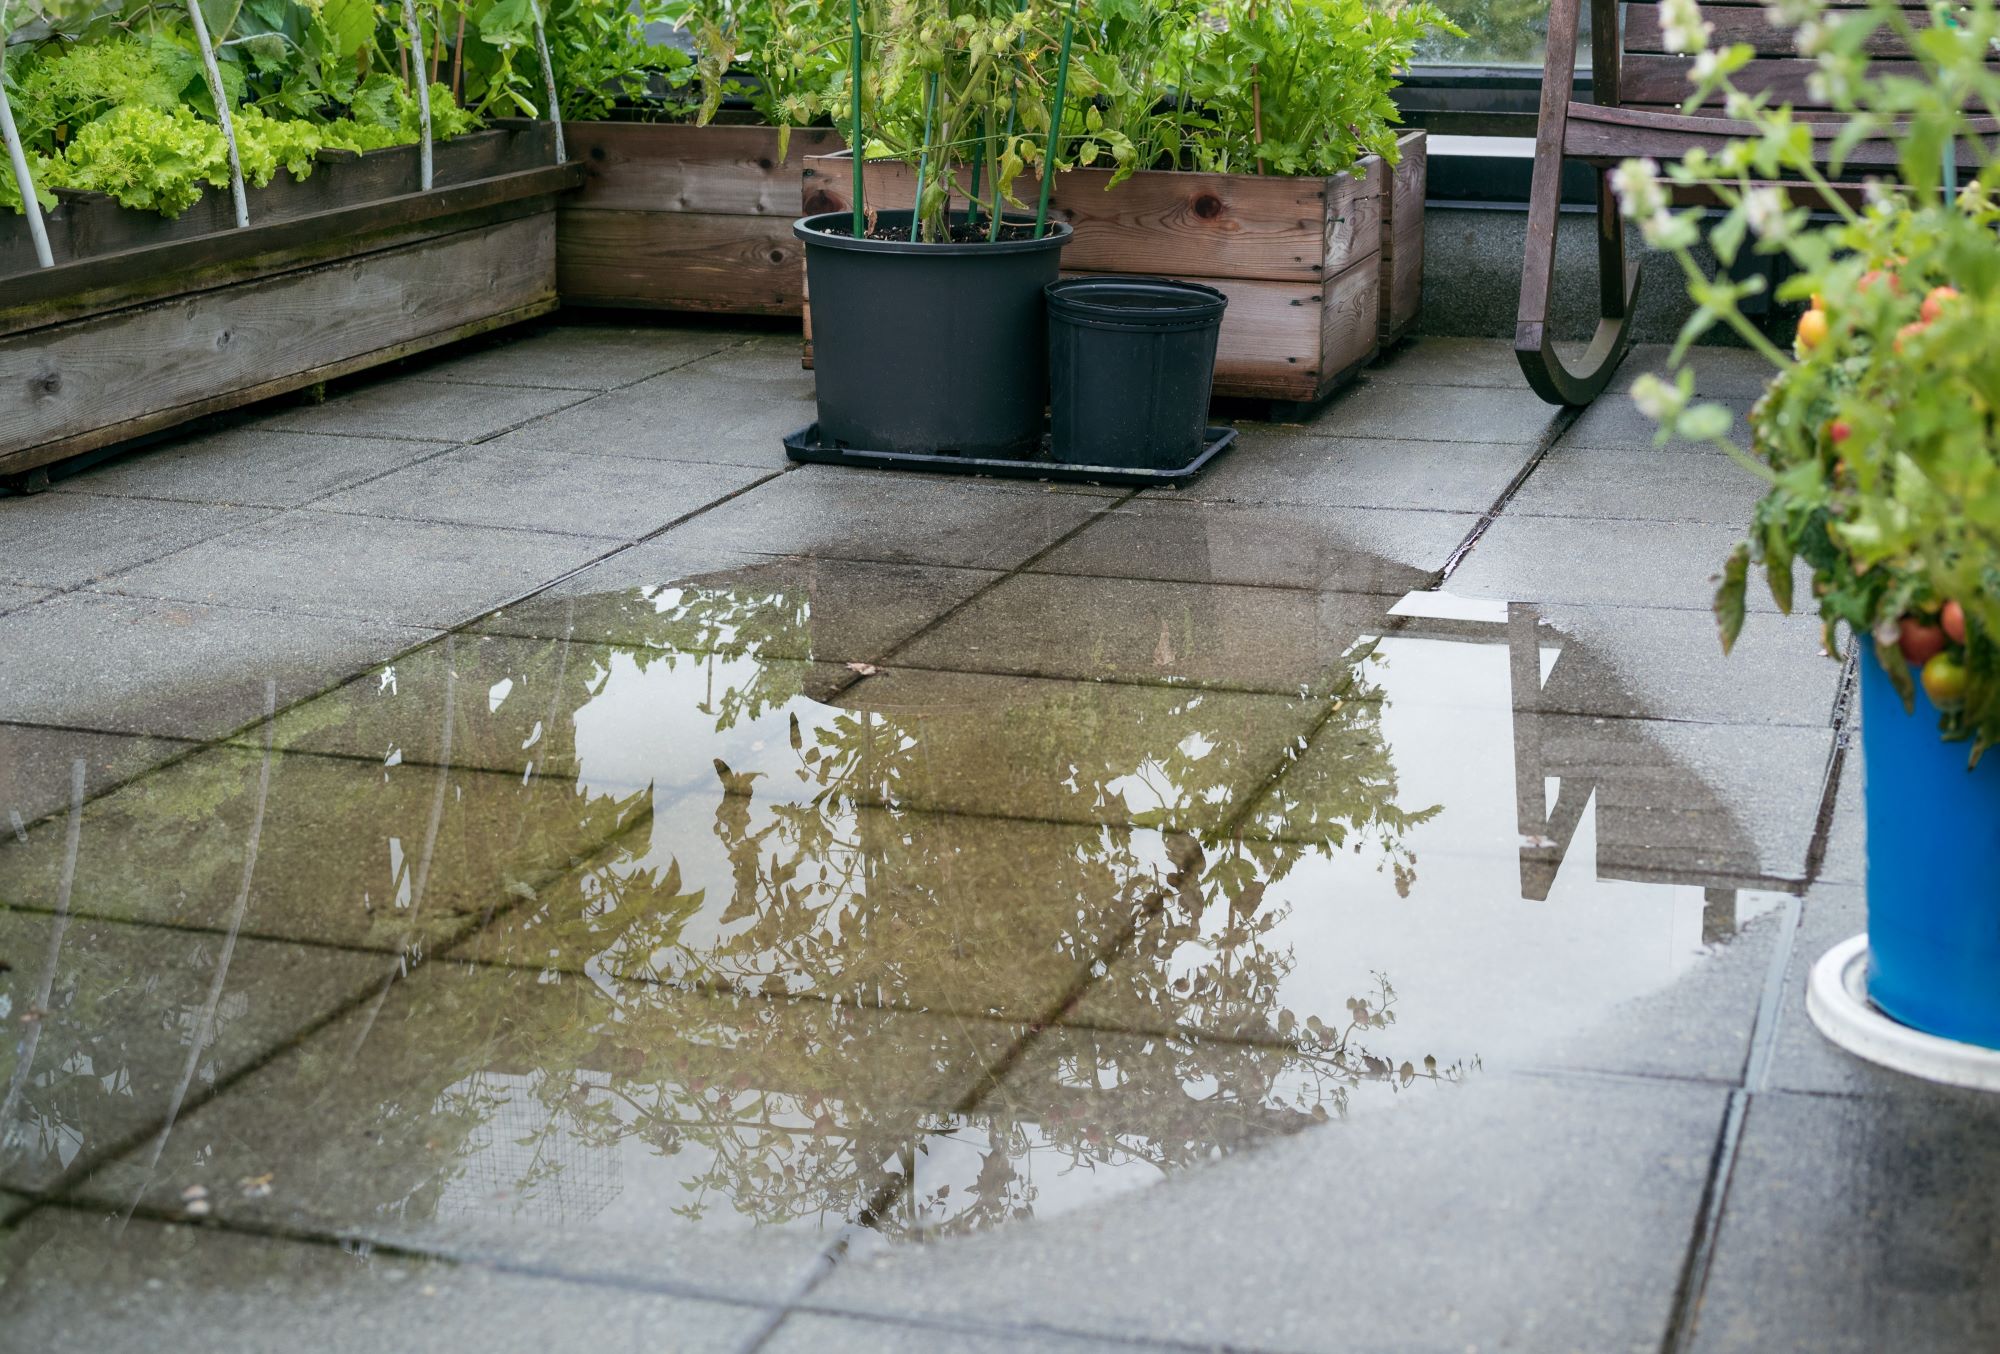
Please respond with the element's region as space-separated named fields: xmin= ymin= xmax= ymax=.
xmin=1613 ymin=0 xmax=2000 ymax=762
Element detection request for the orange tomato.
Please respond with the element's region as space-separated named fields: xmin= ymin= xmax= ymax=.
xmin=1943 ymin=599 xmax=1968 ymax=646
xmin=1797 ymin=308 xmax=1830 ymax=351
xmin=1922 ymin=285 xmax=1961 ymax=324
xmin=1895 ymin=320 xmax=1927 ymax=353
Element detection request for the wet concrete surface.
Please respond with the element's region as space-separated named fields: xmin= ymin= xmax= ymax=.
xmin=0 ymin=323 xmax=1963 ymax=1352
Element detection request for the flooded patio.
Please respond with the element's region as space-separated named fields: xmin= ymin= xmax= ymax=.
xmin=0 ymin=323 xmax=1984 ymax=1354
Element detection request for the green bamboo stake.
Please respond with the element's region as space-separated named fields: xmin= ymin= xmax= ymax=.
xmin=991 ymin=0 xmax=1027 ymax=243
xmin=912 ymin=73 xmax=938 ymax=241
xmin=1035 ymin=0 xmax=1080 ymax=238
xmin=848 ymin=0 xmax=864 ymax=236
xmin=966 ymin=109 xmax=988 ymax=228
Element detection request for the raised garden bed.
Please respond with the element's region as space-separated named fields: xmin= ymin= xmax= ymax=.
xmin=0 ymin=122 xmax=578 ymax=485
xmin=799 ymin=149 xmax=1405 ymax=411
xmin=558 ymin=120 xmax=842 ymax=315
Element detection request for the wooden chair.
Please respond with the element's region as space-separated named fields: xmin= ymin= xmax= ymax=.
xmin=1515 ymin=0 xmax=1981 ymax=405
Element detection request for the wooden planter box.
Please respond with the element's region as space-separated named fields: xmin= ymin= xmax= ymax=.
xmin=558 ymin=121 xmax=842 ymax=315
xmin=799 ymin=151 xmax=1392 ymax=408
xmin=1379 ymin=129 xmax=1426 ymax=347
xmin=0 ymin=124 xmax=579 ymax=483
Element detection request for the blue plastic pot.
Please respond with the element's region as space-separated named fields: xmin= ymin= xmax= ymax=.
xmin=1862 ymin=649 xmax=2000 ymax=1047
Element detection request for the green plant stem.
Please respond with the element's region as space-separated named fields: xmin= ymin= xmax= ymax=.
xmin=1673 ymin=249 xmax=1795 ymax=371
xmin=1036 ymin=0 xmax=1080 ymax=237
xmin=966 ymin=108 xmax=987 ymax=227
xmin=847 ymin=0 xmax=863 ymax=237
xmin=913 ymin=72 xmax=938 ymax=241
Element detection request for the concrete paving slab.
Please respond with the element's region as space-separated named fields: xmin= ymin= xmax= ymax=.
xmin=1030 ymin=495 xmax=1470 ymax=592
xmin=1621 ymin=343 xmax=1779 ymax=400
xmin=651 ymin=470 xmax=1111 ymax=572
xmin=0 ymin=1208 xmax=769 ymax=1354
xmin=0 ymin=724 xmax=190 ymax=833
xmin=493 ymin=369 xmax=815 ymax=469
xmin=0 ymin=911 xmax=389 ymax=1193
xmin=49 ymin=429 xmax=454 ymax=509
xmin=1362 ymin=335 xmax=1542 ymax=389
xmin=314 ymin=442 xmax=772 ymax=540
xmin=0 ymin=494 xmax=272 ymax=590
xmin=0 ymin=592 xmax=432 ymax=741
xmin=896 ymin=572 xmax=1393 ymax=693
xmin=1562 ymin=384 xmax=1762 ymax=454
xmin=454 ymin=805 xmax=1159 ymax=1025
xmin=1528 ymin=601 xmax=1844 ymax=727
xmin=0 ymin=584 xmax=48 ymax=616
xmin=1690 ymin=1084 xmax=2000 ymax=1354
xmin=103 ymin=509 xmax=621 ymax=629
xmin=1760 ymin=883 xmax=1916 ymax=1099
xmin=0 ymin=744 xmax=637 ymax=955
xmin=473 ymin=552 xmax=1000 ymax=664
xmin=407 ymin=322 xmax=740 ymax=391
xmin=1449 ymin=515 xmax=1796 ymax=612
xmin=263 ymin=377 xmax=590 ymax=442
xmin=1306 ymin=378 xmax=1564 ymax=444
xmin=1818 ymin=734 xmax=1865 ymax=888
xmin=678 ymin=332 xmax=817 ymax=382
xmin=69 ymin=962 xmax=1015 ymax=1303
xmin=1194 ymin=432 xmax=1532 ymax=514
xmin=762 ymin=1312 xmax=1142 ymax=1354
xmin=809 ymin=1075 xmax=1726 ymax=1354
xmin=1510 ymin=443 xmax=1771 ymax=525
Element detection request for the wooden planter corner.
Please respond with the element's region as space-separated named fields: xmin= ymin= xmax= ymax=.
xmin=558 ymin=121 xmax=842 ymax=315
xmin=1380 ymin=129 xmax=1426 ymax=347
xmin=0 ymin=124 xmax=577 ymax=481
xmin=798 ymin=153 xmax=1386 ymax=409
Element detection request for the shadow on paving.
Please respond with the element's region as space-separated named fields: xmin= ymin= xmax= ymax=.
xmin=0 ymin=519 xmax=1837 ymax=1339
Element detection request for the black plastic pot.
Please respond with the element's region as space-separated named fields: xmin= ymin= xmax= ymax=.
xmin=1046 ymin=277 xmax=1228 ymax=470
xmin=796 ymin=210 xmax=1072 ymax=457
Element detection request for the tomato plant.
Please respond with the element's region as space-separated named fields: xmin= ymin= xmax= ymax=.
xmin=1616 ymin=0 xmax=2000 ymax=764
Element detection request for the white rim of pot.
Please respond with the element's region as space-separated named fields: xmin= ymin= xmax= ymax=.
xmin=1808 ymin=933 xmax=2000 ymax=1092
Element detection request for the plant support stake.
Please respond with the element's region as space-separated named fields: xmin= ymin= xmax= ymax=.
xmin=1035 ymin=0 xmax=1080 ymax=238
xmin=186 ymin=0 xmax=250 ymax=228
xmin=848 ymin=0 xmax=864 ymax=236
xmin=0 ymin=31 xmax=52 ymax=267
xmin=401 ymin=0 xmax=433 ymax=190
xmin=532 ymin=2 xmax=565 ymax=163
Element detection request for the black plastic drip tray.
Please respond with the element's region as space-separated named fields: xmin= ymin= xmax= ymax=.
xmin=781 ymin=425 xmax=1237 ymax=488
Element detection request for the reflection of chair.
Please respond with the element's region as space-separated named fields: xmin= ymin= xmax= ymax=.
xmin=1503 ymin=602 xmax=1768 ymax=938
xmin=435 ymin=1071 xmax=624 ymax=1227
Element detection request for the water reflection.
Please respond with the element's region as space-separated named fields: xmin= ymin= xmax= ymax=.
xmin=1 ymin=556 xmax=1776 ymax=1257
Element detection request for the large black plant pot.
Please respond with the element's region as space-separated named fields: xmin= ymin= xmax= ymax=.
xmin=796 ymin=210 xmax=1073 ymax=457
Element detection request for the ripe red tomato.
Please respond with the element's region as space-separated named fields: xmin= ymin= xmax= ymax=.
xmin=1922 ymin=285 xmax=1960 ymax=323
xmin=1900 ymin=617 xmax=1948 ymax=667
xmin=1942 ymin=599 xmax=1968 ymax=646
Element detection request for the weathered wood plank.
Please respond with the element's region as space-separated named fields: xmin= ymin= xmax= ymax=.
xmin=1625 ymin=3 xmax=1926 ymax=56
xmin=558 ymin=207 xmax=805 ymax=314
xmin=566 ymin=121 xmax=842 ymax=215
xmin=801 ymin=155 xmax=1380 ymax=283
xmin=1 ymin=212 xmax=558 ymax=465
xmin=0 ymin=164 xmax=579 ymax=327
xmin=1379 ymin=130 xmax=1425 ymax=346
xmin=1319 ymin=253 xmax=1380 ymax=392
xmin=1620 ymin=53 xmax=1920 ymax=108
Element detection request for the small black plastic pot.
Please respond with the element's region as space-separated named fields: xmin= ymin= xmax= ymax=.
xmin=1046 ymin=277 xmax=1228 ymax=470
xmin=796 ymin=210 xmax=1073 ymax=457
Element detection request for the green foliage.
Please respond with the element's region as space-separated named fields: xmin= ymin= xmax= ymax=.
xmin=0 ymin=6 xmax=483 ymax=219
xmin=1620 ymin=0 xmax=2000 ymax=763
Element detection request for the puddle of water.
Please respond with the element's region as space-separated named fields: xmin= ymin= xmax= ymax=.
xmin=0 ymin=558 xmax=1784 ymax=1263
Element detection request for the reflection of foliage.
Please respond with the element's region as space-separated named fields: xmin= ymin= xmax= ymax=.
xmin=1415 ymin=0 xmax=1588 ymax=66
xmin=1 ymin=562 xmax=1463 ymax=1240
